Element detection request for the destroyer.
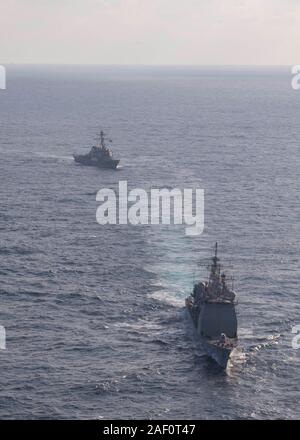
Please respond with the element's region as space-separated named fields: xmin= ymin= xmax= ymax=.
xmin=186 ymin=243 xmax=238 ymax=368
xmin=73 ymin=131 xmax=120 ymax=169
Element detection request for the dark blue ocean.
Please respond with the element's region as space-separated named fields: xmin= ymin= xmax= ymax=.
xmin=0 ymin=66 xmax=299 ymax=419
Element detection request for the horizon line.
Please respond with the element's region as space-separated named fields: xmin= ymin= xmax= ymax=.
xmin=0 ymin=63 xmax=293 ymax=68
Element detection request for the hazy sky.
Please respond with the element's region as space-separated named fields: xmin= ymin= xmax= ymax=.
xmin=0 ymin=0 xmax=299 ymax=64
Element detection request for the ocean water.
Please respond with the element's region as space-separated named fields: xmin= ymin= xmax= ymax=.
xmin=0 ymin=65 xmax=299 ymax=419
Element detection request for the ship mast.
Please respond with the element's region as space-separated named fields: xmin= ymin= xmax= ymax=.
xmin=214 ymin=242 xmax=218 ymax=261
xmin=210 ymin=242 xmax=220 ymax=281
xmin=95 ymin=130 xmax=106 ymax=148
xmin=100 ymin=130 xmax=105 ymax=148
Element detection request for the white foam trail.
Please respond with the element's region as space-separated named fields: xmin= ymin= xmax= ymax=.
xmin=35 ymin=152 xmax=74 ymax=160
xmin=148 ymin=290 xmax=183 ymax=308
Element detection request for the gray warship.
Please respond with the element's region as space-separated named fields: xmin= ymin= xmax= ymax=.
xmin=186 ymin=243 xmax=238 ymax=368
xmin=73 ymin=131 xmax=120 ymax=169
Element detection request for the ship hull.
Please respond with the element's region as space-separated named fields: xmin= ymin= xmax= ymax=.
xmin=186 ymin=299 xmax=237 ymax=369
xmin=201 ymin=337 xmax=235 ymax=369
xmin=73 ymin=155 xmax=119 ymax=169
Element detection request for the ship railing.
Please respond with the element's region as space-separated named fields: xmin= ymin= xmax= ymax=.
xmin=204 ymin=297 xmax=237 ymax=305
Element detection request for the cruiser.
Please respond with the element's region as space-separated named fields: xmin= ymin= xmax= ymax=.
xmin=73 ymin=131 xmax=120 ymax=169
xmin=186 ymin=243 xmax=238 ymax=368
